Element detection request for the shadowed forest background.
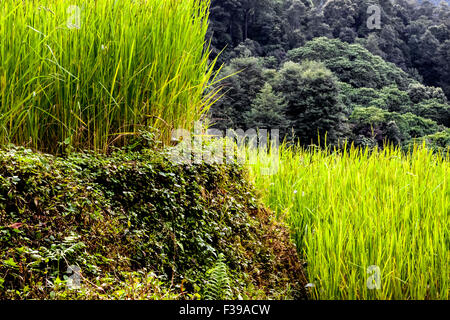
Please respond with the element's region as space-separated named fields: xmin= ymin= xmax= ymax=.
xmin=208 ymin=0 xmax=450 ymax=150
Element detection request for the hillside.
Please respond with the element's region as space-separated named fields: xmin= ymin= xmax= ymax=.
xmin=0 ymin=145 xmax=306 ymax=299
xmin=210 ymin=37 xmax=450 ymax=149
xmin=209 ymin=0 xmax=450 ymax=99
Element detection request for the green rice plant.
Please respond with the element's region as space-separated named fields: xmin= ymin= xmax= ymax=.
xmin=247 ymin=143 xmax=449 ymax=299
xmin=0 ymin=0 xmax=219 ymax=153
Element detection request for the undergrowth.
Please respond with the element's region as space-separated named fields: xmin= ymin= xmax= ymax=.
xmin=0 ymin=142 xmax=306 ymax=300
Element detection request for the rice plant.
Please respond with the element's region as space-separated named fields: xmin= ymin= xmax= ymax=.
xmin=0 ymin=0 xmax=218 ymax=153
xmin=247 ymin=144 xmax=449 ymax=299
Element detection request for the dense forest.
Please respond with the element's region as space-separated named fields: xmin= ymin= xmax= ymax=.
xmin=208 ymin=0 xmax=450 ymax=149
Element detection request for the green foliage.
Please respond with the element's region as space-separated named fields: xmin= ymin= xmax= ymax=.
xmin=210 ymin=57 xmax=270 ymax=130
xmin=380 ymin=85 xmax=412 ymax=113
xmin=209 ymin=0 xmax=450 ymax=98
xmin=407 ymin=83 xmax=448 ymax=104
xmin=349 ymin=106 xmax=444 ymax=147
xmin=204 ymin=254 xmax=232 ymax=300
xmin=244 ymin=83 xmax=290 ymax=131
xmin=343 ymin=86 xmax=381 ymax=108
xmin=0 ymin=0 xmax=217 ymax=153
xmin=287 ymin=38 xmax=414 ymax=90
xmin=0 ymin=144 xmax=306 ymax=300
xmin=48 ymin=270 xmax=187 ymax=300
xmin=409 ymin=129 xmax=450 ymax=153
xmin=275 ymin=60 xmax=347 ymax=145
xmin=210 ymin=35 xmax=449 ymax=148
xmin=340 ymin=84 xmax=413 ymax=114
xmin=409 ymin=99 xmax=450 ymax=127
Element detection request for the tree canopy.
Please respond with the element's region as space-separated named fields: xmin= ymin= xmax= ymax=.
xmin=208 ymin=0 xmax=450 ymax=149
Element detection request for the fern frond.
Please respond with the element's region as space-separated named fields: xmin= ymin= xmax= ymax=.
xmin=204 ymin=254 xmax=232 ymax=300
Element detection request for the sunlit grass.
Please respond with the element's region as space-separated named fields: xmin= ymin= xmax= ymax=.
xmin=248 ymin=143 xmax=449 ymax=299
xmin=0 ymin=0 xmax=218 ymax=153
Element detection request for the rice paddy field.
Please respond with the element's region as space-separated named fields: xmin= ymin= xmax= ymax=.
xmin=0 ymin=0 xmax=218 ymax=153
xmin=248 ymin=144 xmax=449 ymax=299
